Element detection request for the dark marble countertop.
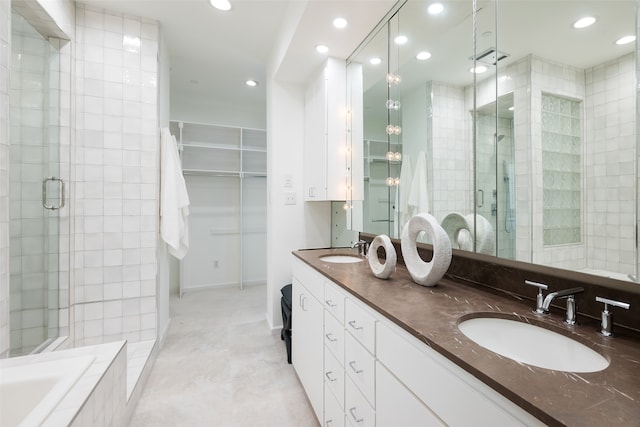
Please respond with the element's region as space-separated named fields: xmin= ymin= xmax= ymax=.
xmin=293 ymin=248 xmax=640 ymax=427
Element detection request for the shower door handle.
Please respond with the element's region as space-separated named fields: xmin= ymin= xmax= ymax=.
xmin=42 ymin=177 xmax=65 ymax=210
xmin=476 ymin=189 xmax=484 ymax=208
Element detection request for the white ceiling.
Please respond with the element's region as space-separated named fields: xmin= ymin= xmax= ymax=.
xmin=80 ymin=0 xmax=398 ymax=115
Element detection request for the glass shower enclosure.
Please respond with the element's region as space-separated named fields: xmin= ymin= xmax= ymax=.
xmin=9 ymin=10 xmax=69 ymax=356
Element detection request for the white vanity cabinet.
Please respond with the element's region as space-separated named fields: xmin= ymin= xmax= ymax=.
xmin=303 ymin=57 xmax=349 ymax=201
xmin=292 ymin=276 xmax=324 ymax=422
xmin=292 ymin=257 xmax=547 ymax=427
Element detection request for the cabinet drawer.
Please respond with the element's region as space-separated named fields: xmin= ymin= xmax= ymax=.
xmin=376 ymin=361 xmax=445 ymax=427
xmin=324 ymin=282 xmax=346 ymax=324
xmin=324 ymin=347 xmax=345 ymax=408
xmin=344 ymin=333 xmax=375 ymax=407
xmin=325 ymin=385 xmax=345 ymax=427
xmin=345 ymin=376 xmax=375 ymax=427
xmin=345 ymin=299 xmax=376 ymax=354
xmin=292 ymin=258 xmax=325 ymax=301
xmin=325 ymin=310 xmax=345 ymax=362
xmin=376 ymin=320 xmax=544 ymax=427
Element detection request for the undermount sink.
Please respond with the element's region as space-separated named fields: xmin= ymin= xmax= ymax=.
xmin=458 ymin=316 xmax=609 ymax=373
xmin=320 ymin=255 xmax=364 ymax=264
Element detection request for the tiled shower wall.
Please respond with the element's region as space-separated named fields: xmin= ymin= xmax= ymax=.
xmin=584 ymin=53 xmax=636 ymax=277
xmin=0 ymin=0 xmax=10 ymax=359
xmin=73 ymin=4 xmax=158 ymax=346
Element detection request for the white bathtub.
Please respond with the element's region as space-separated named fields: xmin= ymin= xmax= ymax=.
xmin=0 ymin=355 xmax=94 ymax=427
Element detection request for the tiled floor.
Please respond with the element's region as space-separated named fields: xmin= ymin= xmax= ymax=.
xmin=128 ymin=285 xmax=318 ymax=426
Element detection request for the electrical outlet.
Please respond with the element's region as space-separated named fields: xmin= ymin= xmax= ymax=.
xmin=284 ymin=174 xmax=293 ymax=188
xmin=285 ymin=192 xmax=296 ymax=205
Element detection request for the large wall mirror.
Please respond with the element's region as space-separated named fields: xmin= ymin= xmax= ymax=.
xmin=347 ymin=0 xmax=638 ymax=284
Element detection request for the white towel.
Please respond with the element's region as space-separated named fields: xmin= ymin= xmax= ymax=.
xmin=160 ymin=127 xmax=190 ymax=259
xmin=408 ymin=151 xmax=429 ymax=216
xmin=395 ymin=155 xmax=413 ymax=237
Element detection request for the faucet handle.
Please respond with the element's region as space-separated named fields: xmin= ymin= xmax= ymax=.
xmin=595 ymin=296 xmax=630 ymax=337
xmin=525 ymin=280 xmax=548 ymax=314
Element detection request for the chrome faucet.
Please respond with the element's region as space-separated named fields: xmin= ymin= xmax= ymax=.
xmin=595 ymin=296 xmax=630 ymax=337
xmin=541 ymin=287 xmax=584 ymax=324
xmin=525 ymin=280 xmax=584 ymax=324
xmin=352 ymin=240 xmax=369 ymax=256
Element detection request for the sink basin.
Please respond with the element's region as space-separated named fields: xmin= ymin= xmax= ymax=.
xmin=458 ymin=317 xmax=609 ymax=373
xmin=320 ymin=255 xmax=364 ymax=264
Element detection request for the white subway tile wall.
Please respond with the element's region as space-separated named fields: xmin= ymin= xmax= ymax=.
xmin=0 ymin=0 xmax=11 ymax=358
xmin=73 ymin=4 xmax=158 ymax=347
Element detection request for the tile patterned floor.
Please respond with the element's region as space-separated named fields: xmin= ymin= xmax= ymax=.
xmin=128 ymin=285 xmax=318 ymax=427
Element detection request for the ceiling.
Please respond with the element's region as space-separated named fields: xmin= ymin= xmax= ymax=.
xmin=80 ymin=0 xmax=398 ymax=116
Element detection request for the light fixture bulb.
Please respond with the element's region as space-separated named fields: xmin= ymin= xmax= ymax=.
xmin=245 ymin=79 xmax=258 ymax=87
xmin=316 ymin=44 xmax=329 ymax=53
xmin=416 ymin=51 xmax=432 ymax=60
xmin=470 ymin=65 xmax=488 ymax=74
xmin=428 ymin=3 xmax=444 ymax=14
xmin=394 ymin=35 xmax=408 ymax=45
xmin=333 ymin=17 xmax=348 ymax=29
xmin=386 ymin=152 xmax=395 ymax=161
xmin=209 ymin=0 xmax=231 ymax=11
xmin=386 ymin=177 xmax=396 ymax=186
xmin=573 ymin=16 xmax=596 ymax=29
xmin=369 ymin=57 xmax=382 ymax=65
xmin=386 ymin=73 xmax=401 ymax=85
xmin=616 ymin=35 xmax=636 ymax=45
xmin=385 ymin=125 xmax=401 ymax=135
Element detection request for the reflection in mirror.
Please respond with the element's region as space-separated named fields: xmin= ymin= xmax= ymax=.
xmin=348 ymin=0 xmax=638 ymax=284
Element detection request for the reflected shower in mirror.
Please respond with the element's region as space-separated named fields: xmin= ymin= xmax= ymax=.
xmin=347 ymin=0 xmax=638 ymax=284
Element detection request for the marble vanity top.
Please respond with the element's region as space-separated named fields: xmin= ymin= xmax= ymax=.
xmin=293 ymin=248 xmax=640 ymax=427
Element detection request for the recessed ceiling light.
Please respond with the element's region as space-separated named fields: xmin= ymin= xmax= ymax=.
xmin=508 ymin=106 xmax=514 ymax=111
xmin=616 ymin=35 xmax=636 ymax=45
xmin=394 ymin=35 xmax=408 ymax=45
xmin=416 ymin=51 xmax=432 ymax=60
xmin=573 ymin=16 xmax=596 ymax=29
xmin=209 ymin=0 xmax=231 ymax=11
xmin=246 ymin=80 xmax=258 ymax=87
xmin=369 ymin=57 xmax=382 ymax=65
xmin=470 ymin=65 xmax=488 ymax=74
xmin=428 ymin=3 xmax=444 ymax=15
xmin=333 ymin=17 xmax=347 ymax=29
xmin=316 ymin=44 xmax=329 ymax=53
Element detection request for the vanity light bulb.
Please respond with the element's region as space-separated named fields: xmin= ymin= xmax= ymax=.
xmin=394 ymin=177 xmax=401 ymax=185
xmin=393 ymin=126 xmax=402 ymax=135
xmin=386 ymin=125 xmax=395 ymax=135
xmin=343 ymin=202 xmax=351 ymax=210
xmin=394 ymin=152 xmax=402 ymax=161
xmin=386 ymin=73 xmax=402 ymax=85
xmin=386 ymin=177 xmax=396 ymax=186
xmin=386 ymin=100 xmax=401 ymax=110
xmin=386 ymin=151 xmax=395 ymax=161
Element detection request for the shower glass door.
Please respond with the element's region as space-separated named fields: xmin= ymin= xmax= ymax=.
xmin=9 ymin=10 xmax=66 ymax=356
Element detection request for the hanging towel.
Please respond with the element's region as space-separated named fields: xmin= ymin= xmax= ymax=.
xmin=408 ymin=151 xmax=430 ymax=216
xmin=160 ymin=127 xmax=190 ymax=259
xmin=395 ymin=155 xmax=413 ymax=237
xmin=399 ymin=154 xmax=413 ymax=226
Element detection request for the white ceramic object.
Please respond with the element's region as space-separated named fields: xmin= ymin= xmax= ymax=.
xmin=367 ymin=234 xmax=397 ymax=279
xmin=458 ymin=317 xmax=609 ymax=372
xmin=401 ymin=213 xmax=452 ymax=287
xmin=440 ymin=212 xmax=495 ymax=255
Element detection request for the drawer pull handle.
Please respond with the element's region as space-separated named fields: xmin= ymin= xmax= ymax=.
xmin=348 ymin=320 xmax=363 ymax=330
xmin=325 ymin=299 xmax=337 ymax=308
xmin=349 ymin=360 xmax=363 ymax=374
xmin=325 ymin=333 xmax=337 ymax=342
xmin=325 ymin=371 xmax=337 ymax=382
xmin=349 ymin=407 xmax=364 ymax=423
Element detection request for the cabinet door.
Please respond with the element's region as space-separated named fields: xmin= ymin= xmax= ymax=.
xmin=376 ymin=362 xmax=445 ymax=427
xmin=292 ymin=279 xmax=324 ymax=422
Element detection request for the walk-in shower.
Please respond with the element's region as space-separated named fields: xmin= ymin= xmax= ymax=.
xmin=9 ymin=10 xmax=70 ymax=356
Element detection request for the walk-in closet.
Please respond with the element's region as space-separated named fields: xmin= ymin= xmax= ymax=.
xmin=170 ymin=121 xmax=267 ymax=295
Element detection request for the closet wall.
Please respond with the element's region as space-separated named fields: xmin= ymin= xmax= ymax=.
xmin=170 ymin=121 xmax=267 ymax=295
